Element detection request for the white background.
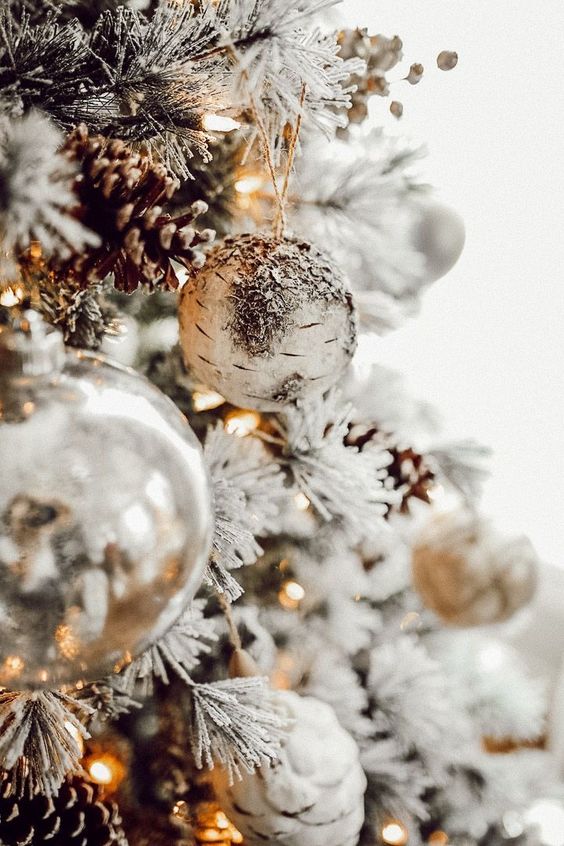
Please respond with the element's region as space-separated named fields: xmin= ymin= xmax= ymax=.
xmin=342 ymin=0 xmax=564 ymax=566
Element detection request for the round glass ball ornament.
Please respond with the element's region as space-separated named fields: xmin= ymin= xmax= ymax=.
xmin=179 ymin=234 xmax=358 ymax=411
xmin=0 ymin=313 xmax=213 ymax=688
xmin=411 ymin=199 xmax=466 ymax=284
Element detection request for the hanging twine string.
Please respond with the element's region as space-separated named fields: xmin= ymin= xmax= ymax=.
xmin=217 ymin=591 xmax=242 ymax=651
xmin=273 ymin=83 xmax=307 ymax=241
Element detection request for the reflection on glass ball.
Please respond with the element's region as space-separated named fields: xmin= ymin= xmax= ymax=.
xmin=0 ymin=346 xmax=213 ymax=689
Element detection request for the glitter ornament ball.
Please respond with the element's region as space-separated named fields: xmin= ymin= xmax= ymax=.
xmin=412 ymin=509 xmax=538 ymax=627
xmin=0 ymin=313 xmax=213 ymax=688
xmin=214 ymin=690 xmax=367 ymax=846
xmin=179 ymin=234 xmax=357 ymax=411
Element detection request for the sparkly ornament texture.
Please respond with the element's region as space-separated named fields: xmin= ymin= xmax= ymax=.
xmin=412 ymin=509 xmax=538 ymax=627
xmin=0 ymin=317 xmax=213 ymax=688
xmin=179 ymin=234 xmax=357 ymax=411
xmin=214 ymin=690 xmax=367 ymax=846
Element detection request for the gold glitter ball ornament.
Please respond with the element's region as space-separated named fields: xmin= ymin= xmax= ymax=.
xmin=179 ymin=234 xmax=357 ymax=411
xmin=412 ymin=510 xmax=538 ymax=627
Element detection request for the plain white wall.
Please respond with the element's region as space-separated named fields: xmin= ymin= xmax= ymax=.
xmin=342 ymin=0 xmax=564 ymax=566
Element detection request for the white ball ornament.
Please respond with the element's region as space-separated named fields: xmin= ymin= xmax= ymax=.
xmin=0 ymin=313 xmax=213 ymax=688
xmin=411 ymin=199 xmax=466 ymax=284
xmin=179 ymin=234 xmax=357 ymax=411
xmin=412 ymin=509 xmax=538 ymax=627
xmin=214 ymin=690 xmax=367 ymax=846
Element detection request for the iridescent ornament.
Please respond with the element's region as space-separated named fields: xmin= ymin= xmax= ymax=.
xmin=179 ymin=234 xmax=357 ymax=411
xmin=214 ymin=690 xmax=367 ymax=846
xmin=0 ymin=312 xmax=212 ymax=688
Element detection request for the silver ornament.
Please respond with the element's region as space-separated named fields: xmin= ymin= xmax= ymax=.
xmin=0 ymin=313 xmax=213 ymax=689
xmin=214 ymin=690 xmax=367 ymax=846
xmin=412 ymin=509 xmax=538 ymax=627
xmin=411 ymin=199 xmax=466 ymax=284
xmin=179 ymin=234 xmax=357 ymax=411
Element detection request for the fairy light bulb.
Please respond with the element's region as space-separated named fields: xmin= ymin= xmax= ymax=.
xmin=234 ymin=175 xmax=265 ymax=195
xmin=428 ymin=832 xmax=449 ymax=846
xmin=293 ymin=492 xmax=311 ymax=511
xmin=381 ymin=819 xmax=409 ymax=846
xmin=278 ymin=579 xmax=305 ymax=610
xmin=193 ymin=389 xmax=225 ymax=412
xmin=224 ymin=409 xmax=261 ymax=437
xmin=0 ymin=286 xmax=24 ymax=307
xmin=89 ymin=760 xmax=113 ymax=785
xmin=203 ymin=114 xmax=241 ymax=132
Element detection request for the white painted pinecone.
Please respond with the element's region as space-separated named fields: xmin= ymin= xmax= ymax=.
xmin=179 ymin=233 xmax=357 ymax=411
xmin=412 ymin=509 xmax=538 ymax=626
xmin=214 ymin=690 xmax=366 ymax=846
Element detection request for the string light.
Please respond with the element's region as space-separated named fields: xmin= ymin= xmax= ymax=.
xmin=203 ymin=114 xmax=241 ymax=132
xmin=85 ymin=751 xmax=126 ymax=793
xmin=293 ymin=492 xmax=311 ymax=511
xmin=278 ymin=579 xmax=305 ymax=610
xmin=0 ymin=286 xmax=24 ymax=307
xmin=1 ymin=655 xmax=24 ymax=681
xmin=234 ymin=175 xmax=265 ymax=194
xmin=224 ymin=409 xmax=261 ymax=437
xmin=381 ymin=819 xmax=409 ymax=846
xmin=194 ymin=804 xmax=244 ymax=844
xmin=428 ymin=831 xmax=449 ymax=846
xmin=193 ymin=389 xmax=225 ymax=412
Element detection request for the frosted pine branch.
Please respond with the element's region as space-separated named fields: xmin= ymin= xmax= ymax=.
xmin=185 ymin=676 xmax=286 ymax=782
xmin=275 ymin=389 xmax=393 ymax=540
xmin=0 ymin=691 xmax=93 ymax=798
xmin=0 ymin=112 xmax=98 ymax=279
xmin=119 ymin=602 xmax=218 ymax=698
xmin=204 ymin=424 xmax=286 ymax=600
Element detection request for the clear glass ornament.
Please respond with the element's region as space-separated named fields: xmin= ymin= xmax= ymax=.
xmin=0 ymin=313 xmax=213 ymax=688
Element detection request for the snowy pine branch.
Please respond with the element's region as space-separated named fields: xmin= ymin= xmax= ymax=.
xmin=0 ymin=691 xmax=93 ymax=798
xmin=274 ymin=389 xmax=394 ymax=540
xmin=185 ymin=676 xmax=286 ymax=782
xmin=205 ymin=423 xmax=286 ymax=600
xmin=118 ymin=602 xmax=218 ymax=698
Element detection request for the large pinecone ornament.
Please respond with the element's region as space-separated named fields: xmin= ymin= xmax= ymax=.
xmin=214 ymin=691 xmax=367 ymax=846
xmin=60 ymin=126 xmax=214 ymax=292
xmin=0 ymin=774 xmax=128 ymax=846
xmin=179 ymin=234 xmax=357 ymax=411
xmin=412 ymin=509 xmax=538 ymax=626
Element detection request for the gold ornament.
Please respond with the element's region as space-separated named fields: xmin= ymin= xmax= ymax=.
xmin=412 ymin=510 xmax=538 ymax=627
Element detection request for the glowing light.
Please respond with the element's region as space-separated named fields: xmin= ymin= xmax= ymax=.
xmin=22 ymin=401 xmax=35 ymax=416
xmin=502 ymin=811 xmax=525 ymax=838
xmin=278 ymin=579 xmax=305 ymax=610
xmin=381 ymin=820 xmax=409 ymax=846
xmin=0 ymin=286 xmax=24 ymax=307
xmin=224 ymin=409 xmax=261 ymax=437
xmin=293 ymin=492 xmax=311 ymax=512
xmin=86 ymin=751 xmax=126 ymax=792
xmin=195 ymin=805 xmax=244 ymax=844
xmin=428 ymin=832 xmax=449 ymax=846
xmin=56 ymin=623 xmax=80 ymax=660
xmin=400 ymin=611 xmax=421 ymax=631
xmin=234 ymin=175 xmax=265 ymax=194
xmin=89 ymin=760 xmax=113 ymax=785
xmin=525 ymin=799 xmax=564 ymax=845
xmin=193 ymin=389 xmax=226 ymax=412
xmin=477 ymin=642 xmax=507 ymax=672
xmin=1 ymin=655 xmax=24 ymax=681
xmin=203 ymin=114 xmax=241 ymax=132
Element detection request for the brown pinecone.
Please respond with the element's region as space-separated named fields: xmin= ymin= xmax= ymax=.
xmin=0 ymin=773 xmax=128 ymax=846
xmin=338 ymin=29 xmax=404 ymax=125
xmin=346 ymin=423 xmax=435 ymax=513
xmin=61 ymin=125 xmax=214 ymax=293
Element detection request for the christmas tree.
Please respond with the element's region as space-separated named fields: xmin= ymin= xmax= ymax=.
xmin=0 ymin=2 xmax=559 ymax=845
